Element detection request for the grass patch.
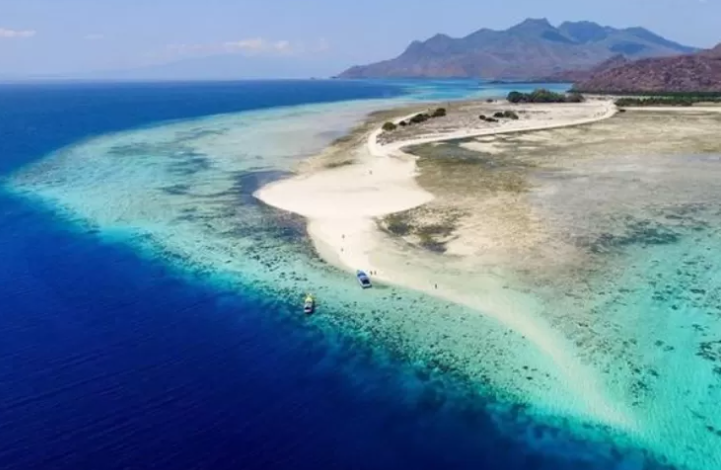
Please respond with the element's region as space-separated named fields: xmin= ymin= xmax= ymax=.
xmin=379 ymin=209 xmax=463 ymax=253
xmin=324 ymin=159 xmax=355 ymax=169
xmin=384 ymin=212 xmax=413 ymax=236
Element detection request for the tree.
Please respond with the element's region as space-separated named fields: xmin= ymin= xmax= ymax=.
xmin=507 ymin=91 xmax=524 ymax=103
xmin=382 ymin=122 xmax=397 ymax=132
xmin=507 ymin=88 xmax=576 ymax=104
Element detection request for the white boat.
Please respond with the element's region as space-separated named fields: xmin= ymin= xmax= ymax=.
xmin=356 ymin=270 xmax=372 ymax=289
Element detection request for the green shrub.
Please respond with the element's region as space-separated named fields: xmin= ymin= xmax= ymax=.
xmin=573 ymin=90 xmax=721 ymax=99
xmin=493 ymin=111 xmax=505 ymax=118
xmin=409 ymin=113 xmax=430 ymax=124
xmin=614 ymin=97 xmax=700 ymax=107
xmin=431 ymin=107 xmax=447 ymax=118
xmin=529 ymin=88 xmax=568 ymax=103
xmin=382 ymin=121 xmax=397 ymax=132
xmin=507 ymin=91 xmax=524 ymax=104
xmin=507 ymin=88 xmax=578 ymax=104
xmin=502 ymin=110 xmax=519 ymax=120
xmin=478 ymin=114 xmax=486 ymax=120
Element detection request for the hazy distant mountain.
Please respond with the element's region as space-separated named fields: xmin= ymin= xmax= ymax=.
xmin=574 ymin=43 xmax=721 ymax=93
xmin=339 ymin=19 xmax=698 ymax=79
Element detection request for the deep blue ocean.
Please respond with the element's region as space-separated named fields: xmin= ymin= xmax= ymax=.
xmin=0 ymin=80 xmax=643 ymax=470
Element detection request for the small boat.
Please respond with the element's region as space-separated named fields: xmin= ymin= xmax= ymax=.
xmin=303 ymin=294 xmax=315 ymax=314
xmin=356 ymin=270 xmax=372 ymax=289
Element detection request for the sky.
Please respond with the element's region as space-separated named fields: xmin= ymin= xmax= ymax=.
xmin=0 ymin=0 xmax=719 ymax=79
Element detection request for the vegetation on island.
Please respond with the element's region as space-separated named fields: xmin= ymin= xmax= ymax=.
xmin=381 ymin=209 xmax=462 ymax=253
xmin=431 ymin=107 xmax=447 ymax=117
xmin=495 ymin=110 xmax=519 ymax=120
xmin=409 ymin=113 xmax=431 ymax=124
xmin=613 ymin=93 xmax=721 ymax=107
xmin=480 ymin=110 xmax=518 ymax=122
xmin=324 ymin=159 xmax=355 ymax=169
xmin=507 ymin=89 xmax=584 ymax=104
xmin=382 ymin=107 xmax=447 ymax=133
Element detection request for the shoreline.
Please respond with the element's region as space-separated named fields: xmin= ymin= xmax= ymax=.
xmin=254 ymin=98 xmax=634 ymax=426
xmin=257 ymin=98 xmax=618 ymax=280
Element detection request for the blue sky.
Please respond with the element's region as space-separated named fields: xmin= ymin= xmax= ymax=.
xmin=0 ymin=0 xmax=719 ymax=78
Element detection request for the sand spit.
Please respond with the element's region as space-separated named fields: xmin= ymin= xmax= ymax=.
xmin=256 ymin=100 xmax=616 ymax=292
xmin=257 ymin=99 xmax=616 ymax=279
xmin=256 ymin=103 xmax=721 ymax=469
xmin=254 ymin=99 xmax=630 ymax=423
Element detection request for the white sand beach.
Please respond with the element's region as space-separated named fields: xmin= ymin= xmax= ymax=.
xmin=255 ymin=99 xmax=631 ymax=426
xmin=256 ymin=99 xmax=617 ymax=281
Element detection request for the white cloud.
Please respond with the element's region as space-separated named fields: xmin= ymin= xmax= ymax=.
xmin=274 ymin=40 xmax=291 ymax=52
xmin=223 ymin=38 xmax=293 ymax=55
xmin=84 ymin=34 xmax=104 ymax=41
xmin=155 ymin=37 xmax=320 ymax=63
xmin=0 ymin=27 xmax=36 ymax=39
xmin=224 ymin=38 xmax=265 ymax=52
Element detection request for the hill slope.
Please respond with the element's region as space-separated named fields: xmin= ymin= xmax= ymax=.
xmin=543 ymin=54 xmax=630 ymax=83
xmin=339 ymin=19 xmax=696 ymax=79
xmin=574 ymin=43 xmax=721 ymax=93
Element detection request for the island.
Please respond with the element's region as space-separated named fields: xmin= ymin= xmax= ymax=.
xmin=254 ymin=82 xmax=721 ymax=470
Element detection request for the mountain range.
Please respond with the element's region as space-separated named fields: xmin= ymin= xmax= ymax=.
xmin=338 ymin=19 xmax=698 ymax=79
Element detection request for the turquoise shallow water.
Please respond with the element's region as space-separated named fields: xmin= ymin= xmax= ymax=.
xmin=543 ymin=218 xmax=721 ymax=469
xmin=5 ymin=81 xmax=719 ymax=469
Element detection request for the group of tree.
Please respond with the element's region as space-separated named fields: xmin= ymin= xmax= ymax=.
xmin=614 ymin=94 xmax=721 ymax=107
xmin=507 ymin=89 xmax=584 ymax=104
xmin=382 ymin=107 xmax=447 ymax=132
